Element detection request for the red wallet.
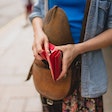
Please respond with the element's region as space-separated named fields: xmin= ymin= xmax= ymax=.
xmin=40 ymin=43 xmax=62 ymax=80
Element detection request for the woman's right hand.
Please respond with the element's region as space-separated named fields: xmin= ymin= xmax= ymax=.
xmin=31 ymin=17 xmax=50 ymax=60
xmin=32 ymin=30 xmax=49 ymax=60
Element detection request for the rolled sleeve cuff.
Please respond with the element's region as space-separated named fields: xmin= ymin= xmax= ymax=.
xmin=29 ymin=12 xmax=43 ymax=22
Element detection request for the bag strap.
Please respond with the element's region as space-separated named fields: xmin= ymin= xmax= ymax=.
xmin=80 ymin=0 xmax=91 ymax=42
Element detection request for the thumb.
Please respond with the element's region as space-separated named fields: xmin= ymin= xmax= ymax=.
xmin=54 ymin=45 xmax=63 ymax=51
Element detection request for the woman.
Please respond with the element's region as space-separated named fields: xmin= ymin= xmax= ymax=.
xmin=29 ymin=0 xmax=112 ymax=111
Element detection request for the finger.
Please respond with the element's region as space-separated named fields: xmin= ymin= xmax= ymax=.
xmin=32 ymin=44 xmax=37 ymax=56
xmin=36 ymin=43 xmax=43 ymax=54
xmin=44 ymin=39 xmax=50 ymax=54
xmin=32 ymin=43 xmax=42 ymax=60
xmin=33 ymin=47 xmax=43 ymax=60
xmin=57 ymin=71 xmax=67 ymax=80
xmin=32 ymin=47 xmax=37 ymax=56
xmin=55 ymin=46 xmax=63 ymax=51
xmin=32 ymin=39 xmax=43 ymax=54
xmin=35 ymin=54 xmax=43 ymax=60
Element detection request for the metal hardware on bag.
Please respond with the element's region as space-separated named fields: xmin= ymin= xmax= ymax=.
xmin=74 ymin=60 xmax=81 ymax=69
xmin=46 ymin=99 xmax=53 ymax=105
xmin=75 ymin=61 xmax=81 ymax=66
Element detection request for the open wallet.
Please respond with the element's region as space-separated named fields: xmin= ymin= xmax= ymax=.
xmin=40 ymin=43 xmax=62 ymax=81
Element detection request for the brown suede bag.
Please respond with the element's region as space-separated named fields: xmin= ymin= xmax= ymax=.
xmin=43 ymin=6 xmax=74 ymax=45
xmin=27 ymin=1 xmax=90 ymax=100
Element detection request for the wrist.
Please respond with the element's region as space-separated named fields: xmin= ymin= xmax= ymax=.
xmin=34 ymin=29 xmax=44 ymax=40
xmin=76 ymin=42 xmax=87 ymax=55
xmin=32 ymin=17 xmax=43 ymax=37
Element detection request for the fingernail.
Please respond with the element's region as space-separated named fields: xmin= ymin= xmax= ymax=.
xmin=56 ymin=78 xmax=60 ymax=81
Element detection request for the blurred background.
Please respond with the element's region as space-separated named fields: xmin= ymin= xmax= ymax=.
xmin=0 ymin=0 xmax=42 ymax=112
xmin=0 ymin=0 xmax=112 ymax=112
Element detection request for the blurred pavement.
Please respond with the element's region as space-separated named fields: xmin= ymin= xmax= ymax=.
xmin=0 ymin=13 xmax=112 ymax=112
xmin=0 ymin=14 xmax=42 ymax=112
xmin=0 ymin=0 xmax=24 ymax=28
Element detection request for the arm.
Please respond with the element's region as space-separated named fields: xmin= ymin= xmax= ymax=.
xmin=78 ymin=2 xmax=112 ymax=56
xmin=30 ymin=0 xmax=49 ymax=60
xmin=57 ymin=29 xmax=112 ymax=80
xmin=32 ymin=17 xmax=49 ymax=60
xmin=81 ymin=2 xmax=112 ymax=53
xmin=57 ymin=2 xmax=112 ymax=80
xmin=79 ymin=29 xmax=112 ymax=54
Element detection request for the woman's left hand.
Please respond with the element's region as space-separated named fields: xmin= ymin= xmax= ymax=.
xmin=55 ymin=29 xmax=112 ymax=80
xmin=55 ymin=44 xmax=81 ymax=80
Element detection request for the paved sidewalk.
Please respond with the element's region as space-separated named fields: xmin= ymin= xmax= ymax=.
xmin=0 ymin=14 xmax=112 ymax=112
xmin=0 ymin=14 xmax=42 ymax=112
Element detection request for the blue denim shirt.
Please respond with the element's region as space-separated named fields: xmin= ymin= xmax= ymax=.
xmin=29 ymin=0 xmax=112 ymax=98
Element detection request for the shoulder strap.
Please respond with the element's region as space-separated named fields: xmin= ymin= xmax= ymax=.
xmin=80 ymin=0 xmax=91 ymax=42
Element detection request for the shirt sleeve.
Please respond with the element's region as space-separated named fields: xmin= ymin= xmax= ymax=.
xmin=29 ymin=0 xmax=44 ymax=22
xmin=107 ymin=2 xmax=112 ymax=29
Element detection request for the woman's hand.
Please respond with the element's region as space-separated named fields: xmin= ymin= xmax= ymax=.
xmin=32 ymin=17 xmax=50 ymax=60
xmin=32 ymin=30 xmax=49 ymax=60
xmin=56 ymin=29 xmax=112 ymax=80
xmin=55 ymin=44 xmax=82 ymax=80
